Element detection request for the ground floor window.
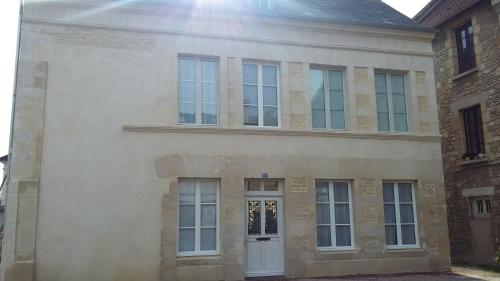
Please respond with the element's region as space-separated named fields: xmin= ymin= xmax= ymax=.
xmin=178 ymin=179 xmax=219 ymax=256
xmin=383 ymin=182 xmax=418 ymax=248
xmin=471 ymin=197 xmax=491 ymax=218
xmin=315 ymin=181 xmax=354 ymax=250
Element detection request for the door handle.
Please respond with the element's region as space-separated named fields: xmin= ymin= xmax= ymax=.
xmin=256 ymin=237 xmax=271 ymax=241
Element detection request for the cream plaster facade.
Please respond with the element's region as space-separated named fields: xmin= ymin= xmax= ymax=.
xmin=2 ymin=1 xmax=450 ymax=280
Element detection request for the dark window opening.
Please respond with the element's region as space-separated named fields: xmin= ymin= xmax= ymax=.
xmin=455 ymin=21 xmax=476 ymax=73
xmin=462 ymin=105 xmax=485 ymax=158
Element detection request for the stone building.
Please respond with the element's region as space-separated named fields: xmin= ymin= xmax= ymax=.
xmin=415 ymin=0 xmax=500 ymax=266
xmin=2 ymin=0 xmax=450 ymax=280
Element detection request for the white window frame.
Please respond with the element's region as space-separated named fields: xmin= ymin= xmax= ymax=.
xmin=177 ymin=179 xmax=220 ymax=257
xmin=383 ymin=181 xmax=419 ymax=249
xmin=375 ymin=72 xmax=408 ymax=132
xmin=310 ymin=67 xmax=347 ymax=130
xmin=178 ymin=56 xmax=219 ymax=126
xmin=316 ymin=181 xmax=355 ymax=251
xmin=243 ymin=62 xmax=281 ymax=128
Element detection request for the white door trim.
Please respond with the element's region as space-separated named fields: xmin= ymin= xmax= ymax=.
xmin=244 ymin=196 xmax=285 ymax=277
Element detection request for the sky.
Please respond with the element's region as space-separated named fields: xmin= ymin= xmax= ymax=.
xmin=0 ymin=0 xmax=431 ymax=166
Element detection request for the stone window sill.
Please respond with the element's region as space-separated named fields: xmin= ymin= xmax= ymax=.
xmin=462 ymin=158 xmax=488 ymax=166
xmin=452 ymin=67 xmax=479 ymax=81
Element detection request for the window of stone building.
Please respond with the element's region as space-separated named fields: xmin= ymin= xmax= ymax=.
xmin=471 ymin=197 xmax=492 ymax=218
xmin=310 ymin=68 xmax=346 ymax=130
xmin=243 ymin=62 xmax=280 ymax=127
xmin=178 ymin=180 xmax=219 ymax=256
xmin=315 ymin=181 xmax=354 ymax=250
xmin=383 ymin=182 xmax=419 ymax=248
xmin=455 ymin=21 xmax=476 ymax=73
xmin=462 ymin=105 xmax=485 ymax=158
xmin=178 ymin=56 xmax=219 ymax=125
xmin=248 ymin=0 xmax=274 ymax=11
xmin=375 ymin=73 xmax=408 ymax=132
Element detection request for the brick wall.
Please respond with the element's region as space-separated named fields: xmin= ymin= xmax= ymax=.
xmin=432 ymin=1 xmax=500 ymax=264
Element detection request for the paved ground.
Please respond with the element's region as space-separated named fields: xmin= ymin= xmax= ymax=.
xmin=248 ymin=267 xmax=500 ymax=281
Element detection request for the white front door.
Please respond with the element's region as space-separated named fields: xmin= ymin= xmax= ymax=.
xmin=245 ymin=197 xmax=284 ymax=277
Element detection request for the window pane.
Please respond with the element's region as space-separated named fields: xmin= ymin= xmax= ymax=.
xmin=202 ymin=104 xmax=217 ymax=125
xmin=179 ymin=59 xmax=196 ymax=80
xmin=330 ymin=91 xmax=344 ymax=110
xmin=333 ymin=183 xmax=349 ymax=202
xmin=385 ymin=225 xmax=397 ymax=245
xmin=384 ymin=204 xmax=396 ymax=224
xmin=265 ymin=200 xmax=278 ymax=235
xmin=375 ymin=74 xmax=387 ymax=93
xmin=394 ymin=113 xmax=408 ymax=132
xmin=383 ymin=183 xmax=395 ymax=203
xmin=244 ymin=105 xmax=258 ymax=126
xmin=263 ymin=106 xmax=278 ymax=127
xmin=401 ymin=225 xmax=416 ymax=245
xmin=400 ymin=204 xmax=414 ymax=224
xmin=316 ymin=204 xmax=331 ymax=224
xmin=179 ymin=181 xmax=196 ymax=204
xmin=200 ymin=182 xmax=217 ymax=203
xmin=263 ymin=179 xmax=279 ymax=191
xmin=263 ymin=86 xmax=278 ymax=106
xmin=243 ymin=85 xmax=258 ymax=105
xmin=310 ymin=69 xmax=326 ymax=129
xmin=201 ymin=60 xmax=217 ymax=82
xmin=334 ymin=204 xmax=350 ymax=224
xmin=179 ymin=80 xmax=196 ymax=124
xmin=377 ymin=112 xmax=390 ymax=131
xmin=329 ymin=70 xmax=343 ymax=91
xmin=391 ymin=75 xmax=405 ymax=94
xmin=398 ymin=183 xmax=413 ymax=202
xmin=179 ymin=229 xmax=195 ymax=252
xmin=315 ymin=182 xmax=329 ymax=202
xmin=312 ymin=110 xmax=327 ymax=129
xmin=245 ymin=179 xmax=261 ymax=192
xmin=200 ymin=228 xmax=217 ymax=251
xmin=317 ymin=225 xmax=332 ymax=247
xmin=263 ymin=65 xmax=277 ymax=85
xmin=248 ymin=201 xmax=261 ymax=235
xmin=336 ymin=226 xmax=351 ymax=247
xmin=331 ymin=111 xmax=345 ymax=130
xmin=243 ymin=64 xmax=258 ymax=84
xmin=179 ymin=205 xmax=195 ymax=227
xmin=392 ymin=94 xmax=406 ymax=114
xmin=179 ymin=103 xmax=196 ymax=124
xmin=201 ymin=205 xmax=216 ymax=227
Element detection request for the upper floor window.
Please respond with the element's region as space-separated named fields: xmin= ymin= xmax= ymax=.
xmin=462 ymin=105 xmax=485 ymax=158
xmin=178 ymin=57 xmax=218 ymax=125
xmin=375 ymin=73 xmax=408 ymax=132
xmin=243 ymin=63 xmax=279 ymax=127
xmin=248 ymin=0 xmax=274 ymax=11
xmin=383 ymin=182 xmax=418 ymax=248
xmin=310 ymin=68 xmax=346 ymax=130
xmin=455 ymin=21 xmax=476 ymax=73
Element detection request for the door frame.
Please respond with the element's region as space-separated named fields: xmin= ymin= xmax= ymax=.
xmin=244 ymin=181 xmax=285 ymax=278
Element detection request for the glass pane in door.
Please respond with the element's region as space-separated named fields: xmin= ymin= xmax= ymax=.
xmin=265 ymin=200 xmax=278 ymax=235
xmin=248 ymin=201 xmax=261 ymax=235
